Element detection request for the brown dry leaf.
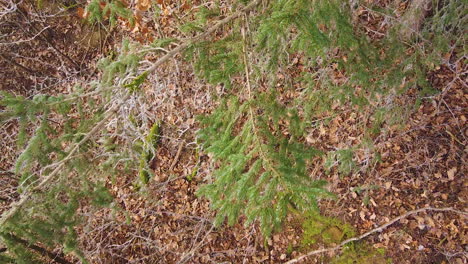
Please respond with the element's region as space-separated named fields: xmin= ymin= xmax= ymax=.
xmin=181 ymin=1 xmax=190 ymax=10
xmin=385 ymin=181 xmax=392 ymax=189
xmin=447 ymin=167 xmax=457 ymax=180
xmin=136 ymin=0 xmax=152 ymax=11
xmin=319 ymin=124 xmax=326 ymax=135
xmin=76 ymin=7 xmax=87 ymax=19
xmin=359 ymin=210 xmax=366 ymax=221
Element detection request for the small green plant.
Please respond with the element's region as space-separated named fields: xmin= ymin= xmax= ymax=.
xmin=324 ymin=149 xmax=357 ymax=176
xmin=352 ymin=185 xmax=380 ymax=206
xmin=138 ymin=122 xmax=160 ymax=185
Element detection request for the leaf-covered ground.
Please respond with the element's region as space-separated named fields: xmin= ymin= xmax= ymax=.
xmin=1 ymin=1 xmax=466 ymax=263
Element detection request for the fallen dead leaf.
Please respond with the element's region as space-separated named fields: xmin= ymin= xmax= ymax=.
xmin=447 ymin=167 xmax=457 ymax=180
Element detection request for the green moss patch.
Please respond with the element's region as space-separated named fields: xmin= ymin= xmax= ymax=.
xmin=332 ymin=244 xmax=391 ymax=264
xmin=299 ymin=212 xmax=392 ymax=263
xmin=300 ymin=211 xmax=355 ymax=248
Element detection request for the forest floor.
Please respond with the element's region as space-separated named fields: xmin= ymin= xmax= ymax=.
xmin=0 ymin=1 xmax=466 ymax=264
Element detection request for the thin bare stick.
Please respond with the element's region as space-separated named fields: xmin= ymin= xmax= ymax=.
xmin=0 ymin=26 xmax=50 ymax=46
xmin=177 ymin=225 xmax=215 ymax=264
xmin=169 ymin=141 xmax=184 ymax=171
xmin=285 ymin=207 xmax=467 ymax=264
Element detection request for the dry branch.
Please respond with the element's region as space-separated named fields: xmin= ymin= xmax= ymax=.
xmin=285 ymin=207 xmax=468 ymax=264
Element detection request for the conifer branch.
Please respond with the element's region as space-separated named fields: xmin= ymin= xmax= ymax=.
xmin=285 ymin=207 xmax=468 ymax=264
xmin=143 ymin=0 xmax=262 ymax=75
xmin=0 ymin=233 xmax=73 ymax=264
xmin=0 ymin=95 xmax=129 ymax=227
xmin=0 ymin=0 xmax=262 ymax=227
xmin=241 ymin=18 xmax=282 ymax=180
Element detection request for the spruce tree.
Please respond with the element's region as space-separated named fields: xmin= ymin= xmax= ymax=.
xmin=1 ymin=0 xmax=464 ymax=262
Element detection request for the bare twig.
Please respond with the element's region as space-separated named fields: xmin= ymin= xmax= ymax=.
xmin=169 ymin=141 xmax=184 ymax=171
xmin=0 ymin=0 xmax=21 ymax=20
xmin=177 ymin=225 xmax=215 ymax=264
xmin=0 ymin=26 xmax=50 ymax=46
xmin=0 ymin=53 xmax=39 ymax=74
xmin=285 ymin=207 xmax=468 ymax=264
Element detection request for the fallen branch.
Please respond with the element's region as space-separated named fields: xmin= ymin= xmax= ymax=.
xmin=285 ymin=207 xmax=468 ymax=264
xmin=0 ymin=26 xmax=50 ymax=46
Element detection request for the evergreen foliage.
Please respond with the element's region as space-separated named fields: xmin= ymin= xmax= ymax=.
xmin=197 ymin=94 xmax=331 ymax=236
xmin=180 ymin=5 xmax=221 ymax=33
xmin=193 ymin=0 xmax=465 ymax=236
xmin=0 ymin=91 xmax=105 ymax=262
xmin=194 ymin=0 xmax=360 ymax=235
xmin=324 ymin=149 xmax=357 ymax=176
xmin=86 ymin=0 xmax=134 ymax=27
xmin=187 ymin=36 xmax=244 ymax=89
xmin=0 ymin=38 xmax=147 ymax=262
xmin=98 ymin=39 xmax=143 ymax=87
xmin=1 ymin=0 xmax=465 ymax=261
